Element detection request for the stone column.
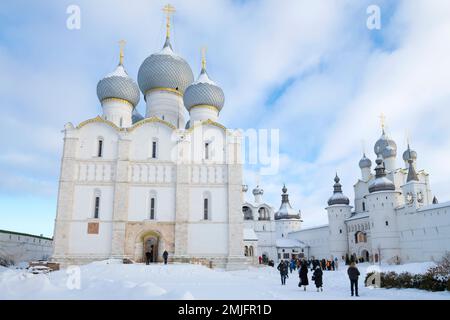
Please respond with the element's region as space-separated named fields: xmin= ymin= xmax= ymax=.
xmin=52 ymin=123 xmax=78 ymax=262
xmin=173 ymin=136 xmax=190 ymax=260
xmin=225 ymin=131 xmax=246 ymax=269
xmin=110 ymin=133 xmax=131 ymax=259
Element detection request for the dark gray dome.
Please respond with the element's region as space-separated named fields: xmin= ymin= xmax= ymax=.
xmin=328 ymin=174 xmax=350 ymax=206
xmin=252 ymin=185 xmax=264 ymax=196
xmin=403 ymin=147 xmax=417 ymax=162
xmin=359 ymin=154 xmax=372 ymax=169
xmin=368 ymin=177 xmax=396 ymax=193
xmin=97 ymin=65 xmax=140 ymax=106
xmin=137 ymin=39 xmax=194 ymax=96
xmin=369 ymin=156 xmax=395 ymax=193
xmin=184 ymin=69 xmax=225 ymax=111
xmin=374 ymin=130 xmax=397 ymax=158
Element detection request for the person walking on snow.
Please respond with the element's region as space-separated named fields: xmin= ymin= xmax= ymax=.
xmin=162 ymin=250 xmax=169 ymax=265
xmin=145 ymin=251 xmax=151 ymax=265
xmin=289 ymin=259 xmax=296 ymax=273
xmin=312 ymin=266 xmax=323 ymax=292
xmin=277 ymin=260 xmax=288 ymax=285
xmin=347 ymin=262 xmax=361 ymax=297
xmin=298 ymin=260 xmax=309 ymax=291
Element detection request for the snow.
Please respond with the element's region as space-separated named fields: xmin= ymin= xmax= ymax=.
xmin=193 ymin=70 xmax=217 ymax=85
xmin=275 ymin=238 xmax=306 ymax=248
xmin=105 ymin=65 xmax=129 ymax=78
xmin=244 ymin=228 xmax=258 ymax=241
xmin=0 ymin=261 xmax=448 ymax=300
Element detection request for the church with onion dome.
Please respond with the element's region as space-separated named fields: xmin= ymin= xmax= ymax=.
xmin=51 ymin=5 xmax=246 ymax=269
xmin=286 ymin=121 xmax=450 ymax=264
xmin=51 ymin=5 xmax=450 ymax=268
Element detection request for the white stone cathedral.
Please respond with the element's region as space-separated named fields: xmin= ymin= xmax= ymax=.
xmin=52 ymin=16 xmax=246 ymax=269
xmin=51 ymin=7 xmax=450 ymax=268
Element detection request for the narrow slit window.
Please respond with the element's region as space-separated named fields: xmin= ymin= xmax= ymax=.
xmin=98 ymin=139 xmax=103 ymax=157
xmin=205 ymin=142 xmax=209 ymax=160
xmin=94 ymin=196 xmax=100 ymax=219
xmin=152 ymin=141 xmax=157 ymax=159
xmin=150 ymin=198 xmax=155 ymax=220
xmin=204 ymin=198 xmax=209 ymax=220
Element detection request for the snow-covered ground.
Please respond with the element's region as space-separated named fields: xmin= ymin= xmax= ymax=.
xmin=0 ymin=261 xmax=449 ymax=300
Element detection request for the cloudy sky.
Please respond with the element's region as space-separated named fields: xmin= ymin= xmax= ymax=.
xmin=1 ymin=0 xmax=450 ymax=237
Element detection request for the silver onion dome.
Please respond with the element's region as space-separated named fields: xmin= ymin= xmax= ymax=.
xmin=359 ymin=153 xmax=372 ymax=169
xmin=403 ymin=146 xmax=417 ymax=162
xmin=252 ymin=185 xmax=264 ymax=196
xmin=96 ymin=64 xmax=140 ymax=107
xmin=137 ymin=38 xmax=194 ymax=96
xmin=368 ymin=156 xmax=395 ymax=193
xmin=184 ymin=67 xmax=225 ymax=112
xmin=374 ymin=130 xmax=397 ymax=158
xmin=327 ymin=174 xmax=350 ymax=206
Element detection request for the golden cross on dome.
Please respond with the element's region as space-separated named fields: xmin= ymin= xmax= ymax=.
xmin=405 ymin=130 xmax=411 ymax=146
xmin=118 ymin=40 xmax=126 ymax=65
xmin=162 ymin=4 xmax=176 ymax=38
xmin=201 ymin=46 xmax=207 ymax=70
xmin=379 ymin=112 xmax=386 ymax=132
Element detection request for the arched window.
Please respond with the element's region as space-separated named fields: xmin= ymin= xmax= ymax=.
xmin=204 ymin=142 xmax=210 ymax=160
xmin=93 ymin=189 xmax=101 ymax=219
xmin=355 ymin=231 xmax=367 ymax=243
xmin=249 ymin=246 xmax=254 ymax=257
xmin=203 ymin=192 xmax=211 ymax=220
xmin=258 ymin=207 xmax=269 ymax=220
xmin=243 ymin=206 xmax=253 ymax=220
xmin=97 ymin=138 xmax=104 ymax=157
xmin=151 ymin=139 xmax=158 ymax=159
xmin=119 ymin=117 xmax=123 ymax=127
xmin=362 ymin=202 xmax=366 ymax=211
xmin=244 ymin=246 xmax=249 ymax=257
xmin=149 ymin=191 xmax=157 ymax=220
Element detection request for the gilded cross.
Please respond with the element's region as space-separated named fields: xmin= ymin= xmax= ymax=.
xmin=201 ymin=47 xmax=207 ymax=70
xmin=118 ymin=40 xmax=126 ymax=65
xmin=379 ymin=113 xmax=386 ymax=131
xmin=162 ymin=4 xmax=176 ymax=38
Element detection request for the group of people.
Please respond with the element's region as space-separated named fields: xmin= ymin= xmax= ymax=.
xmin=145 ymin=246 xmax=169 ymax=265
xmin=277 ymin=258 xmax=361 ymax=296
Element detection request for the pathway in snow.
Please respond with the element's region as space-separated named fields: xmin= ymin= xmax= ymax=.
xmin=0 ymin=261 xmax=449 ymax=300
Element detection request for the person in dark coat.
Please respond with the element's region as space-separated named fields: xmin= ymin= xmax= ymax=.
xmin=162 ymin=250 xmax=169 ymax=264
xmin=145 ymin=251 xmax=151 ymax=265
xmin=277 ymin=260 xmax=288 ymax=285
xmin=347 ymin=262 xmax=361 ymax=297
xmin=312 ymin=266 xmax=323 ymax=292
xmin=298 ymin=261 xmax=309 ymax=291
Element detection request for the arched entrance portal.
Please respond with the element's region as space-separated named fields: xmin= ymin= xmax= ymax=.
xmin=144 ymin=236 xmax=158 ymax=263
xmin=360 ymin=249 xmax=370 ymax=262
xmin=136 ymin=230 xmax=161 ymax=263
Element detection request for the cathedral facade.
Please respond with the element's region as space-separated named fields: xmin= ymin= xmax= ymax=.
xmin=52 ymin=22 xmax=246 ymax=269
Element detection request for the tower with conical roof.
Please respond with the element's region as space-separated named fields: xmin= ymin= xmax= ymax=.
xmin=274 ymin=185 xmax=302 ymax=239
xmin=365 ymin=155 xmax=401 ymax=263
xmin=400 ymin=144 xmax=430 ymax=209
xmin=326 ymin=174 xmax=352 ymax=260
